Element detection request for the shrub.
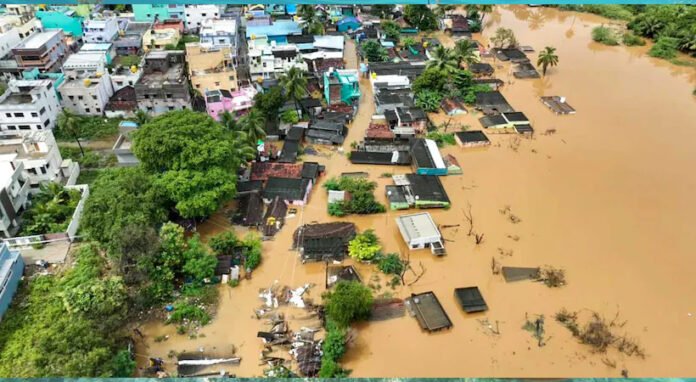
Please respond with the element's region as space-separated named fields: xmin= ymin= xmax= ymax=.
xmin=592 ymin=26 xmax=619 ymax=46
xmin=167 ymin=302 xmax=211 ymax=325
xmin=622 ymin=32 xmax=646 ymax=46
xmin=426 ymin=131 xmax=456 ymax=147
xmin=318 ymin=359 xmax=349 ymax=378
xmin=415 ymin=90 xmax=443 ymax=112
xmin=322 ymin=323 xmax=346 ymax=361
xmin=378 ymin=253 xmax=405 ymax=275
xmin=649 ymin=37 xmax=678 ymax=59
xmin=348 ymin=230 xmax=381 ymax=262
xmin=280 ymin=109 xmax=299 ymax=124
xmin=324 ymin=177 xmax=385 ymax=216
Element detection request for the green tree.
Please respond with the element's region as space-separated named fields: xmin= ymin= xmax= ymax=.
xmin=134 ymin=109 xmax=150 ymax=126
xmin=455 ymin=39 xmax=479 ymax=65
xmin=370 ymin=5 xmax=393 ymax=18
xmin=381 ymin=20 xmax=401 ymax=41
xmin=299 ymin=5 xmax=325 ymax=35
xmin=415 ymin=90 xmax=443 ymax=112
xmin=253 ymin=86 xmax=286 ymax=120
xmin=239 ymin=108 xmax=266 ymax=144
xmin=537 ymin=46 xmax=559 ymax=76
xmin=279 ymin=66 xmax=308 ymax=114
xmin=57 ymin=109 xmax=85 ymax=156
xmin=323 ymin=281 xmax=374 ymax=327
xmin=361 ymin=39 xmax=388 ymax=62
xmin=219 ymin=110 xmax=238 ymax=131
xmin=182 ymin=235 xmax=217 ymax=284
xmin=427 ymin=46 xmax=461 ymax=74
xmin=412 ymin=67 xmax=448 ymax=94
xmin=348 ymin=229 xmax=382 ymax=261
xmin=491 ymin=27 xmax=518 ymax=48
xmin=378 ymin=253 xmax=405 ymax=275
xmin=208 ymin=231 xmax=238 ymax=256
xmin=404 ymin=5 xmax=438 ymax=31
xmin=649 ymin=36 xmax=679 ymax=59
xmin=110 ymin=350 xmax=136 ymax=377
xmin=401 ymin=36 xmax=416 ymax=48
xmin=592 ymin=26 xmax=619 ymax=45
xmin=478 ymin=4 xmax=494 ymax=24
xmin=82 ymin=167 xmax=167 ymax=249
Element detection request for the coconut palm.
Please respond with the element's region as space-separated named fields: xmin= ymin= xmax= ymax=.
xmin=298 ymin=5 xmax=324 ymax=35
xmin=219 ymin=111 xmax=238 ymax=131
xmin=537 ymin=46 xmax=559 ymax=76
xmin=435 ymin=4 xmax=455 ymax=17
xmin=238 ymin=108 xmax=266 ymax=145
xmin=427 ymin=45 xmax=461 ymax=74
xmin=57 ymin=109 xmax=84 ymax=156
xmin=279 ymin=66 xmax=308 ymax=114
xmin=478 ymin=4 xmax=494 ymax=24
xmin=230 ymin=131 xmax=257 ymax=164
xmin=455 ymin=39 xmax=478 ymax=65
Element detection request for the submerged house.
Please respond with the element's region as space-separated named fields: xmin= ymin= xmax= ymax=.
xmin=479 ymin=112 xmax=530 ymax=129
xmin=388 ymin=174 xmax=450 ymax=210
xmin=384 ymin=107 xmax=427 ymax=137
xmin=306 ymin=120 xmax=346 ymax=145
xmin=475 ymin=91 xmax=515 ymax=114
xmin=262 ymin=177 xmax=312 ymax=206
xmin=323 ymin=69 xmax=360 ymax=106
xmin=410 ymin=139 xmax=447 ymax=176
xmin=454 ymin=130 xmax=491 ymax=148
xmin=293 ymin=222 xmax=357 ymax=263
xmin=336 ymin=16 xmax=361 ymax=33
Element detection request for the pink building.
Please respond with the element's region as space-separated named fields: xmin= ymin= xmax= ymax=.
xmin=205 ymin=86 xmax=257 ymax=120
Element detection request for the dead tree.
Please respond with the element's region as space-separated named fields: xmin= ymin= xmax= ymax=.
xmin=475 ymin=233 xmax=485 ymax=245
xmin=463 ymin=203 xmax=474 ymax=236
xmin=398 ymin=250 xmax=426 ymax=286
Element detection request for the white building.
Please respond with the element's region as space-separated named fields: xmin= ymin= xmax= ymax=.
xmin=0 ymin=16 xmax=40 ymax=39
xmin=110 ymin=65 xmax=143 ymax=92
xmin=199 ymin=18 xmax=238 ymax=62
xmin=0 ymin=28 xmax=21 ymax=62
xmin=184 ymin=4 xmax=220 ymax=32
xmin=59 ymin=52 xmax=114 ymax=116
xmin=395 ymin=212 xmax=445 ymax=255
xmin=83 ymin=17 xmax=119 ymax=43
xmin=0 ymin=160 xmax=30 ymax=238
xmin=0 ymin=130 xmax=79 ymax=193
xmin=0 ymin=80 xmax=62 ymax=136
xmin=248 ymin=43 xmax=307 ymax=81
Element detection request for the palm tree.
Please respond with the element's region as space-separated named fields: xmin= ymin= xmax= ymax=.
xmin=427 ymin=46 xmax=461 ymax=74
xmin=537 ymin=46 xmax=559 ymax=76
xmin=279 ymin=67 xmax=308 ymax=114
xmin=298 ymin=5 xmax=324 ymax=35
xmin=230 ymin=131 xmax=257 ymax=164
xmin=134 ymin=109 xmax=150 ymax=126
xmin=478 ymin=4 xmax=494 ymax=24
xmin=238 ymin=108 xmax=266 ymax=145
xmin=455 ymin=39 xmax=478 ymax=65
xmin=57 ymin=109 xmax=84 ymax=156
xmin=219 ymin=111 xmax=238 ymax=131
xmin=435 ymin=4 xmax=455 ymax=17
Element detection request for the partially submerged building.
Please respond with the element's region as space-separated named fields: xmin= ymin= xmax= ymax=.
xmin=306 ymin=120 xmax=346 ymax=145
xmin=406 ymin=291 xmax=453 ymax=332
xmin=293 ymin=222 xmax=356 ymax=263
xmin=388 ymin=174 xmax=450 ymax=210
xmin=262 ymin=177 xmax=312 ymax=206
xmin=410 ymin=139 xmax=447 ymax=176
xmin=479 ymin=111 xmax=530 ymax=130
xmin=454 ymin=130 xmax=491 ymax=148
xmin=324 ymin=69 xmax=360 ymax=106
xmin=384 ymin=107 xmax=427 ymax=136
xmin=475 ymin=91 xmax=515 ymax=114
xmin=396 ymin=212 xmax=445 ymax=255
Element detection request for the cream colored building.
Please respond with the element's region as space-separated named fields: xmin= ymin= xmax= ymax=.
xmin=142 ymin=27 xmax=180 ymax=51
xmin=185 ymin=42 xmax=237 ymax=93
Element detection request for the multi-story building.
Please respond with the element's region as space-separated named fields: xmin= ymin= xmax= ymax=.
xmin=0 ymin=16 xmax=40 ymax=39
xmin=248 ymin=43 xmax=307 ymax=81
xmin=110 ymin=64 xmax=142 ymax=92
xmin=184 ymin=4 xmax=221 ymax=32
xmin=153 ymin=19 xmax=184 ymax=34
xmin=4 ymin=4 xmax=34 ymax=23
xmin=0 ymin=130 xmax=79 ymax=193
xmin=135 ymin=50 xmax=190 ymax=115
xmin=200 ymin=18 xmax=238 ymax=63
xmin=79 ymin=42 xmax=116 ymax=65
xmin=11 ymin=30 xmax=68 ymax=72
xmin=0 ymin=28 xmax=21 ymax=63
xmin=0 ymin=243 xmax=24 ymax=319
xmin=164 ymin=4 xmax=185 ymax=21
xmin=58 ymin=52 xmax=114 ymax=116
xmin=83 ymin=17 xmax=119 ymax=43
xmin=186 ymin=43 xmax=237 ymax=94
xmin=142 ymin=27 xmax=180 ymax=51
xmin=35 ymin=8 xmax=84 ymax=39
xmin=113 ymin=21 xmax=151 ymax=56
xmin=0 ymin=79 xmax=61 ymax=135
xmin=132 ymin=4 xmax=170 ymax=22
xmin=0 ymin=161 xmax=30 ymax=238
xmin=205 ymin=86 xmax=256 ymax=120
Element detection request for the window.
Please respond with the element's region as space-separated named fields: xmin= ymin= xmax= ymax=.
xmin=13 ymin=112 xmax=23 ymax=117
xmin=18 ymin=125 xmax=30 ymax=130
xmin=116 ymin=81 xmax=123 ymax=86
xmin=28 ymin=168 xmax=37 ymax=175
xmin=128 ymin=81 xmax=133 ymax=85
xmin=40 ymin=107 xmax=46 ymax=115
xmin=43 ymin=119 xmax=50 ymax=127
xmin=7 ymin=125 xmax=16 ymax=130
xmin=92 ymin=95 xmax=97 ymax=100
xmin=46 ymin=83 xmax=52 ymax=90
xmin=202 ymin=13 xmax=207 ymax=16
xmin=96 ymin=108 xmax=101 ymax=113
xmin=78 ymin=96 xmax=83 ymax=100
xmin=41 ymin=167 xmax=47 ymax=174
xmin=36 ymin=125 xmax=41 ymax=129
xmin=85 ymin=108 xmax=90 ymax=113
xmin=168 ymin=106 xmax=175 ymax=110
xmin=146 ymin=106 xmax=153 ymax=111
xmin=31 ymin=112 xmax=38 ymax=117
xmin=68 ymin=95 xmax=75 ymax=101
xmin=214 ymin=82 xmax=220 ymax=86
xmin=4 ymin=113 xmax=10 ymax=118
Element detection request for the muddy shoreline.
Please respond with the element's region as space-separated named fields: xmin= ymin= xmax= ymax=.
xmin=136 ymin=6 xmax=696 ymax=377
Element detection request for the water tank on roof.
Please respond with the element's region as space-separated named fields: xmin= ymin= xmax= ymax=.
xmin=130 ymin=65 xmax=138 ymax=73
xmin=83 ymin=78 xmax=91 ymax=86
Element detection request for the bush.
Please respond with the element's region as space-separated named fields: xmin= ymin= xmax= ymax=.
xmin=318 ymin=359 xmax=349 ymax=378
xmin=19 ymin=184 xmax=82 ymax=235
xmin=622 ymin=32 xmax=646 ymax=46
xmin=348 ymin=230 xmax=381 ymax=262
xmin=54 ymin=116 xmax=120 ymax=141
xmin=167 ymin=302 xmax=211 ymax=326
xmin=559 ymin=4 xmax=634 ymax=21
xmin=649 ymin=37 xmax=679 ymax=59
xmin=592 ymin=26 xmax=619 ymax=45
xmin=280 ymin=109 xmax=299 ymax=124
xmin=378 ymin=253 xmax=405 ymax=275
xmin=415 ymin=90 xmax=443 ymax=112
xmin=322 ymin=323 xmax=346 ymax=361
xmin=241 ymin=234 xmax=262 ymax=271
xmin=324 ymin=177 xmax=385 ymax=216
xmin=426 ymin=131 xmax=456 ymax=147
xmin=323 ymin=281 xmax=374 ymax=327
xmin=208 ymin=231 xmax=238 ymax=256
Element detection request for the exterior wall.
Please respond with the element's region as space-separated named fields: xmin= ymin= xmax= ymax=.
xmin=0 ymin=244 xmax=24 ymax=321
xmin=0 ymin=28 xmax=21 ymax=61
xmin=165 ymin=4 xmax=185 ymax=21
xmin=64 ymin=184 xmax=88 ymax=241
xmin=184 ymin=5 xmax=221 ymax=32
xmin=192 ymin=70 xmax=237 ymax=93
xmin=132 ymin=4 xmax=169 ymax=22
xmin=59 ymin=74 xmax=114 ymax=116
xmin=112 ymin=135 xmax=139 ymax=166
xmin=0 ymin=131 xmax=72 ymax=192
xmin=15 ymin=19 xmax=40 ymax=39
xmin=0 ymin=80 xmax=62 ymax=135
xmin=199 ymin=19 xmax=238 ymax=60
xmin=0 ymin=162 xmax=30 ymax=238
xmin=135 ymin=83 xmax=190 ymax=115
xmin=35 ymin=11 xmax=84 ymax=38
xmin=83 ymin=18 xmax=119 ymax=43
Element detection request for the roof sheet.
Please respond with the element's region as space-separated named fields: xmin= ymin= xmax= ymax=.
xmin=396 ymin=212 xmax=441 ymax=242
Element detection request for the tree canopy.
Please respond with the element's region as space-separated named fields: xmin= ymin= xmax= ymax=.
xmin=323 ymin=281 xmax=374 ymax=327
xmin=404 ymin=5 xmax=438 ymax=31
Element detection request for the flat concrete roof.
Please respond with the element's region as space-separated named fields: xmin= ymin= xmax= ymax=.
xmin=396 ymin=212 xmax=441 ymax=242
xmin=15 ymin=30 xmax=60 ymax=50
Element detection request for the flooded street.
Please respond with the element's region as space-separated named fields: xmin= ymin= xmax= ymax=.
xmin=137 ymin=6 xmax=696 ymax=377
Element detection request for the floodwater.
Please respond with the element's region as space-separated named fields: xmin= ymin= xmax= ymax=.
xmin=136 ymin=6 xmax=696 ymax=377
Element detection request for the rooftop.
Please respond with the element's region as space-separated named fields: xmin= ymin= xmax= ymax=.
xmin=14 ymin=30 xmax=61 ymax=50
xmin=246 ymin=20 xmax=301 ymax=39
xmin=250 ymin=162 xmax=303 ymax=181
xmin=396 ymin=212 xmax=441 ymax=242
xmin=200 ymin=18 xmax=237 ymax=36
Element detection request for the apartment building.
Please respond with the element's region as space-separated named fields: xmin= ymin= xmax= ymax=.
xmin=83 ymin=17 xmax=119 ymax=43
xmin=11 ymin=30 xmax=68 ymax=72
xmin=0 ymin=16 xmax=40 ymax=39
xmin=184 ymin=4 xmax=221 ymax=32
xmin=142 ymin=27 xmax=180 ymax=51
xmin=4 ymin=4 xmax=34 ymax=23
xmin=199 ymin=18 xmax=238 ymax=62
xmin=0 ymin=130 xmax=79 ymax=193
xmin=186 ymin=43 xmax=237 ymax=94
xmin=113 ymin=21 xmax=151 ymax=56
xmin=248 ymin=43 xmax=307 ymax=81
xmin=0 ymin=79 xmax=61 ymax=135
xmin=135 ymin=50 xmax=190 ymax=115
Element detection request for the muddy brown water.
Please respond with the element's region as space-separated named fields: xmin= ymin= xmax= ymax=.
xmin=136 ymin=6 xmax=696 ymax=377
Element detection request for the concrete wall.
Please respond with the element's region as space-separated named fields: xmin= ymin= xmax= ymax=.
xmin=0 ymin=244 xmax=24 ymax=321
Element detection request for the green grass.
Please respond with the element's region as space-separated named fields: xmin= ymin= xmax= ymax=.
xmin=592 ymin=26 xmax=619 ymax=46
xmin=54 ymin=116 xmax=120 ymax=141
xmin=426 ymin=131 xmax=456 ymax=147
xmin=622 ymin=32 xmax=646 ymax=46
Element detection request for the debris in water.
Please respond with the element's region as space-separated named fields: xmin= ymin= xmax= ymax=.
xmin=535 ymin=266 xmax=567 ymax=287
